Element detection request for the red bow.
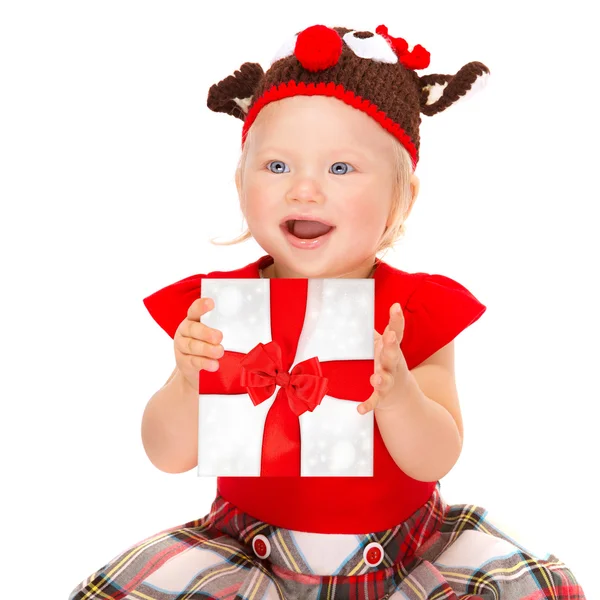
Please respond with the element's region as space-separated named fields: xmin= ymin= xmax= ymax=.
xmin=240 ymin=341 xmax=328 ymax=416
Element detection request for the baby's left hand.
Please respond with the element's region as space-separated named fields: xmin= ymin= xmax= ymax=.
xmin=357 ymin=302 xmax=410 ymax=414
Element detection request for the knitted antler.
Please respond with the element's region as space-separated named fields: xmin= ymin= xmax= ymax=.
xmin=418 ymin=61 xmax=490 ymax=116
xmin=207 ymin=62 xmax=265 ymax=121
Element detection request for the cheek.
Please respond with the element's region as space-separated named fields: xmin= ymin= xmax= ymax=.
xmin=242 ymin=182 xmax=269 ymax=220
xmin=244 ymin=177 xmax=280 ymax=204
xmin=343 ymin=197 xmax=388 ymax=231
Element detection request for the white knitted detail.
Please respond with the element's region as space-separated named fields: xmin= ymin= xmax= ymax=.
xmin=423 ymin=81 xmax=448 ymax=105
xmin=233 ymin=95 xmax=253 ymax=115
xmin=270 ymin=33 xmax=299 ymax=65
xmin=343 ymin=31 xmax=398 ymax=64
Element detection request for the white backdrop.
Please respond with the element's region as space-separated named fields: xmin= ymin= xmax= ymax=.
xmin=1 ymin=1 xmax=597 ymax=597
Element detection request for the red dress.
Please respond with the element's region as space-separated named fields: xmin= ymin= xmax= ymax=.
xmin=70 ymin=254 xmax=586 ymax=599
xmin=142 ymin=253 xmax=487 ymax=535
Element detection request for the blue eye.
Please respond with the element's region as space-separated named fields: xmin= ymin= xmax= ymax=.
xmin=266 ymin=160 xmax=355 ymax=174
xmin=330 ymin=162 xmax=355 ymax=175
xmin=267 ymin=160 xmax=289 ymax=174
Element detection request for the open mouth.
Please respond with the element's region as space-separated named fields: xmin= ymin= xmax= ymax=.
xmin=281 ymin=219 xmax=335 ymax=250
xmin=284 ymin=220 xmax=334 ymax=240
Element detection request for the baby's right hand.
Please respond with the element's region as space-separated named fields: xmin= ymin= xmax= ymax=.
xmin=174 ymin=297 xmax=224 ymax=391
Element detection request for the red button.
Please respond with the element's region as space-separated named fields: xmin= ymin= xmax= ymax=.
xmin=252 ymin=534 xmax=271 ymax=559
xmin=363 ymin=542 xmax=384 ymax=567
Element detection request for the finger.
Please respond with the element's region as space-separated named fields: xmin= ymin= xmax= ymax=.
xmin=175 ymin=334 xmax=224 ymax=360
xmin=379 ymin=329 xmax=401 ymax=374
xmin=357 ymin=389 xmax=380 ymax=414
xmin=371 ymin=368 xmax=395 ymax=396
xmin=373 ymin=334 xmax=387 ymax=374
xmin=373 ymin=331 xmax=383 ymax=363
xmin=187 ymin=297 xmax=216 ymax=321
xmin=186 ymin=319 xmax=223 ymax=345
xmin=358 ymin=366 xmax=397 ymax=414
xmin=176 ymin=303 xmax=223 ymax=343
xmin=373 ymin=333 xmax=384 ymax=372
xmin=388 ymin=303 xmax=405 ymax=343
xmin=189 ymin=354 xmax=220 ymax=372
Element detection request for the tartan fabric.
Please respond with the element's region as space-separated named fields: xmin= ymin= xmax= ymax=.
xmin=69 ymin=482 xmax=586 ymax=600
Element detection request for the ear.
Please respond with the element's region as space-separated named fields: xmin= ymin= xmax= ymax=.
xmin=400 ymin=173 xmax=419 ymax=223
xmin=419 ymin=61 xmax=490 ymax=116
xmin=235 ymin=168 xmax=247 ymax=217
xmin=207 ymin=62 xmax=265 ymax=121
xmin=407 ymin=172 xmax=419 ymax=216
xmin=235 ymin=167 xmax=242 ymax=197
xmin=385 ymin=172 xmax=420 ymax=229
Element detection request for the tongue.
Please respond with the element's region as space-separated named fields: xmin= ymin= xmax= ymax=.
xmin=291 ymin=220 xmax=333 ymax=239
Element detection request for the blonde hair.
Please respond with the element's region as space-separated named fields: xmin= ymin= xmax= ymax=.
xmin=210 ymin=123 xmax=415 ymax=261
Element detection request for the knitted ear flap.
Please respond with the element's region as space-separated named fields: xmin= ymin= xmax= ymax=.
xmin=419 ymin=61 xmax=489 ymax=116
xmin=207 ymin=62 xmax=265 ymax=121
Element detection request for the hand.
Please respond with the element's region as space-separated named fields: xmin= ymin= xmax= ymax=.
xmin=174 ymin=297 xmax=224 ymax=391
xmin=357 ymin=302 xmax=409 ymax=414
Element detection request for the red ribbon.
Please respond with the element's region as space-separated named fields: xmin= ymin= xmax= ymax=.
xmin=240 ymin=341 xmax=329 ymax=416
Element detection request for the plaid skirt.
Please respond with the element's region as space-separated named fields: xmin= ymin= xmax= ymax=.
xmin=69 ymin=482 xmax=585 ymax=599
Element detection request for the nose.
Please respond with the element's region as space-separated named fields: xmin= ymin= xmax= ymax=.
xmin=285 ymin=175 xmax=326 ymax=205
xmin=295 ymin=25 xmax=343 ymax=72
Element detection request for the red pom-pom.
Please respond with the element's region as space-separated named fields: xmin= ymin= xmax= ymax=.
xmin=295 ymin=25 xmax=343 ymax=72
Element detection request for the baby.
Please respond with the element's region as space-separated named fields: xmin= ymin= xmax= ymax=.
xmin=69 ymin=24 xmax=586 ymax=600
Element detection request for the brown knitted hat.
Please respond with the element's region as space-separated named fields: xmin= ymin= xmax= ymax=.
xmin=207 ymin=24 xmax=490 ymax=170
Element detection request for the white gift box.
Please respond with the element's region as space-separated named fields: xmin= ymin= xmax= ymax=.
xmin=198 ymin=278 xmax=375 ymax=477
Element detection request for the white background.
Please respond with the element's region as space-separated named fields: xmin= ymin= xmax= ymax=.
xmin=1 ymin=1 xmax=598 ymax=597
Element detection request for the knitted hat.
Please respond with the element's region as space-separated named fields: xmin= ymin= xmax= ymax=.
xmin=207 ymin=24 xmax=490 ymax=170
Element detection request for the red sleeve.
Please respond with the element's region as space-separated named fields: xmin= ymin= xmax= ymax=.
xmin=142 ymin=274 xmax=203 ymax=339
xmin=401 ymin=274 xmax=486 ymax=369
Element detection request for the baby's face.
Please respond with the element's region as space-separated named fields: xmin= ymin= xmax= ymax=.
xmin=240 ymin=95 xmax=396 ymax=278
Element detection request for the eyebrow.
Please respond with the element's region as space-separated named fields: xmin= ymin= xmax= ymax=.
xmin=254 ymin=146 xmax=374 ymax=161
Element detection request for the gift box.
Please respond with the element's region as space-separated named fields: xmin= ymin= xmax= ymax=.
xmin=198 ymin=277 xmax=375 ymax=477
